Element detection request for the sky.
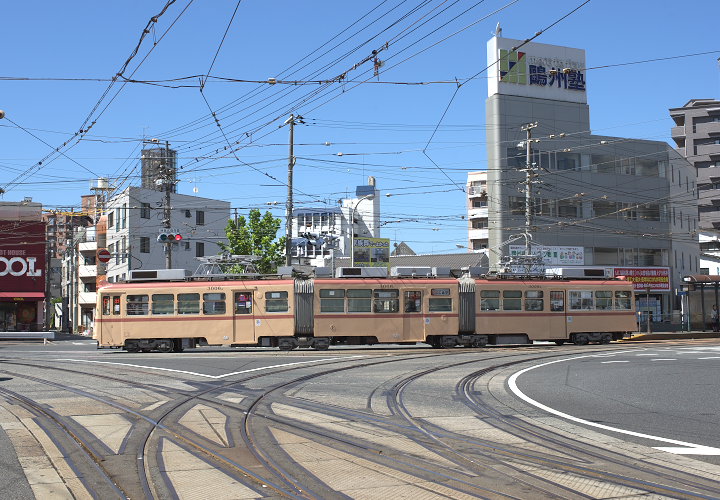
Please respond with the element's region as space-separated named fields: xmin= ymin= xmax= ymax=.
xmin=1 ymin=0 xmax=719 ymax=255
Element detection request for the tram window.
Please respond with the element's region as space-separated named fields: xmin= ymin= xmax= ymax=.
xmin=373 ymin=289 xmax=399 ymax=313
xmin=178 ymin=293 xmax=200 ymax=314
xmin=320 ymin=289 xmax=345 ymax=313
xmin=569 ymin=290 xmax=594 ymax=310
xmin=347 ymin=289 xmax=372 ymax=312
xmin=429 ymin=297 xmax=452 ymax=312
xmin=203 ymin=293 xmax=226 ymax=315
xmin=595 ymin=291 xmax=612 ymax=310
xmin=102 ymin=296 xmax=111 ymax=315
xmin=524 ymin=290 xmax=544 ymax=311
xmin=127 ymin=295 xmax=149 ymax=315
xmin=113 ymin=296 xmax=121 ymax=315
xmin=502 ymin=290 xmax=522 ymax=311
xmin=152 ymin=294 xmax=174 ymax=315
xmin=550 ymin=291 xmax=565 ymax=311
xmin=404 ymin=291 xmax=422 ymax=313
xmin=480 ymin=290 xmax=500 ymax=311
xmin=615 ymin=290 xmax=632 ymax=310
xmin=265 ymin=291 xmax=289 ymax=312
xmin=235 ymin=292 xmax=253 ymax=314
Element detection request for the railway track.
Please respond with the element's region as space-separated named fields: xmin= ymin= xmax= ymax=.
xmin=0 ymin=344 xmax=719 ymax=498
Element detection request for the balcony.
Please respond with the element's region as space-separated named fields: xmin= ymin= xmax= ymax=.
xmin=78 ymin=264 xmax=97 ymax=279
xmin=694 ymin=121 xmax=720 ymax=136
xmin=469 ymin=228 xmax=489 ymax=241
xmin=78 ymin=241 xmax=97 ymax=252
xmin=670 ymin=125 xmax=685 ymax=139
xmin=467 ymin=186 xmax=487 ymax=197
xmin=78 ymin=291 xmax=97 ymax=305
xmin=468 ymin=207 xmax=488 ymax=219
xmin=696 ymin=144 xmax=720 ymax=158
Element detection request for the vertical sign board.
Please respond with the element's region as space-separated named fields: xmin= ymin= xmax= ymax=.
xmin=353 ymin=238 xmax=390 ymax=270
xmin=613 ymin=267 xmax=670 ymax=291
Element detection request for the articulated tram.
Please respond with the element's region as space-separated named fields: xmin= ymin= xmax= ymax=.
xmin=94 ymin=268 xmax=636 ymax=352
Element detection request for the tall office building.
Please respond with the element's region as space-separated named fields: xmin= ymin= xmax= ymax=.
xmin=481 ymin=35 xmax=698 ymax=317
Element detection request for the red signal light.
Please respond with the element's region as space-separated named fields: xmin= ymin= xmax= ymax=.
xmin=175 ymin=234 xmax=183 ymax=241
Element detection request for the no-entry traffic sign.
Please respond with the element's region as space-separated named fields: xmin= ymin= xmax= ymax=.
xmin=97 ymin=248 xmax=112 ymax=263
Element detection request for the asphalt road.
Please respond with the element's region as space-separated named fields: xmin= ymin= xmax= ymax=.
xmin=2 ymin=338 xmax=720 ymax=498
xmin=512 ymin=344 xmax=720 ymax=464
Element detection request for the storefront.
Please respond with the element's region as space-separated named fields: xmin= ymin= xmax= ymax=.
xmin=0 ymin=220 xmax=47 ymax=331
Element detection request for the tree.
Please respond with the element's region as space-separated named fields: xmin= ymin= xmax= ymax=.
xmin=220 ymin=209 xmax=286 ymax=274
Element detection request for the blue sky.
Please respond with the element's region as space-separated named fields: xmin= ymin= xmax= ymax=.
xmin=1 ymin=1 xmax=718 ymax=254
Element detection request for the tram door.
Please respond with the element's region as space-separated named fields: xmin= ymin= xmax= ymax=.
xmin=403 ymin=290 xmax=424 ymax=341
xmin=548 ymin=290 xmax=568 ymax=340
xmin=232 ymin=291 xmax=255 ymax=343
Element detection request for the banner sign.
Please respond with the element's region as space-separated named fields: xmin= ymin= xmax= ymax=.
xmin=613 ymin=267 xmax=670 ymax=291
xmin=0 ymin=220 xmax=46 ymax=293
xmin=510 ymin=245 xmax=584 ymax=265
xmin=353 ymin=238 xmax=390 ymax=269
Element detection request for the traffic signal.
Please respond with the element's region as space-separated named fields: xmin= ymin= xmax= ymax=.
xmin=157 ymin=232 xmax=183 ymax=242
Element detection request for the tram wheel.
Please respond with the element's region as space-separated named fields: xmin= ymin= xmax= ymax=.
xmin=156 ymin=340 xmax=174 ymax=353
xmin=600 ymin=333 xmax=612 ymax=344
xmin=554 ymin=340 xmax=565 ymax=346
xmin=574 ymin=334 xmax=589 ymax=346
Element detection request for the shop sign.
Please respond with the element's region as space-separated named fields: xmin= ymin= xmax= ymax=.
xmin=0 ymin=220 xmax=46 ymax=293
xmin=613 ymin=267 xmax=670 ymax=291
xmin=353 ymin=238 xmax=390 ymax=269
xmin=509 ymin=245 xmax=584 ymax=265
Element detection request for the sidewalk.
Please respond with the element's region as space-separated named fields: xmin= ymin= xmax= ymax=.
xmin=622 ymin=330 xmax=720 ymax=341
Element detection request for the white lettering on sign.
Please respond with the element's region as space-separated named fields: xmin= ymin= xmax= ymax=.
xmin=0 ymin=257 xmax=42 ymax=277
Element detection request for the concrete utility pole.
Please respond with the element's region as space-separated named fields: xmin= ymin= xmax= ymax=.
xmin=162 ymin=141 xmax=173 ymax=269
xmin=521 ymin=122 xmax=538 ymax=258
xmin=284 ymin=114 xmax=304 ymax=266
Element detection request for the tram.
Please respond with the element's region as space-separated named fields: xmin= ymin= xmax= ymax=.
xmin=94 ymin=268 xmax=635 ymax=352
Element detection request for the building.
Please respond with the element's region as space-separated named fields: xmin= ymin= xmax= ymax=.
xmin=467 ymin=171 xmax=488 ymax=251
xmin=0 ymin=199 xmax=47 ymax=331
xmin=291 ymin=177 xmax=383 ymax=267
xmin=670 ymin=99 xmax=720 ymax=230
xmin=104 ymin=186 xmax=231 ymax=282
xmin=480 ymin=35 xmax=699 ymax=318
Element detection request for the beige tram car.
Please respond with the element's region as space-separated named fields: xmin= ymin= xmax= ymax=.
xmin=94 ymin=275 xmax=635 ymax=352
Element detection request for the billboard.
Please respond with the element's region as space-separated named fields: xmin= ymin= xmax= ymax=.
xmin=509 ymin=245 xmax=584 ymax=265
xmin=488 ymin=37 xmax=587 ymax=104
xmin=0 ymin=220 xmax=46 ymax=293
xmin=613 ymin=267 xmax=670 ymax=291
xmin=353 ymin=238 xmax=390 ymax=269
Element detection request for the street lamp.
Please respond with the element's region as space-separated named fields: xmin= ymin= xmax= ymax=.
xmin=349 ymin=194 xmax=375 ymax=267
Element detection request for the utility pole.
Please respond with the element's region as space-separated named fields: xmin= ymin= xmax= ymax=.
xmin=521 ymin=122 xmax=538 ymax=259
xmin=162 ymin=141 xmax=173 ymax=269
xmin=284 ymin=114 xmax=304 ymax=266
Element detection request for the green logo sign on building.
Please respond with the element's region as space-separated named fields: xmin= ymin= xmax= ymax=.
xmin=499 ymin=49 xmax=527 ymax=84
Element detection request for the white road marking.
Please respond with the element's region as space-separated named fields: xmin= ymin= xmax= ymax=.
xmin=650 ymin=358 xmax=676 ymax=361
xmin=56 ymin=356 xmax=363 ymax=379
xmin=698 ymin=357 xmax=720 ymax=360
xmin=507 ymin=353 xmax=720 ymax=456
xmin=635 ymin=353 xmax=658 ymax=356
xmin=600 ymin=361 xmax=629 ymax=364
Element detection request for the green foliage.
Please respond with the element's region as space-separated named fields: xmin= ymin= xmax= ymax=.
xmin=219 ymin=209 xmax=286 ymax=274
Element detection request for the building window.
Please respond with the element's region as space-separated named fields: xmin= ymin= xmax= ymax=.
xmin=108 ymin=212 xmax=114 ymax=229
xmin=121 ymin=237 xmax=127 ymax=263
xmin=185 ymin=209 xmax=192 ymax=218
xmin=472 ymin=200 xmax=488 ymax=208
xmin=556 ymin=152 xmax=580 ymax=171
xmin=196 ymin=242 xmax=205 ymax=257
xmin=140 ymin=203 xmax=151 ymax=219
xmin=557 ymin=200 xmax=580 ymax=218
xmin=472 ymin=220 xmax=488 ymax=229
xmin=196 ymin=210 xmax=205 ymax=226
xmin=140 ymin=236 xmax=150 ymax=253
xmin=121 ymin=204 xmax=127 ymax=229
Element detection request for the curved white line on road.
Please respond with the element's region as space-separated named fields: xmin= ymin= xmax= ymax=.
xmin=58 ymin=357 xmax=363 ymax=379
xmin=507 ymin=353 xmax=720 ymax=455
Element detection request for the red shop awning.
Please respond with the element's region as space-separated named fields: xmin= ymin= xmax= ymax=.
xmin=0 ymin=292 xmax=46 ymax=301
